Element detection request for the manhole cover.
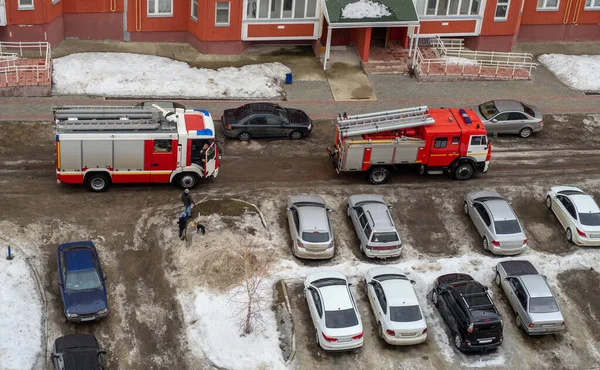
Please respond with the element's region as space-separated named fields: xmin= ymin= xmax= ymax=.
xmin=277 ymin=161 xmax=293 ymax=170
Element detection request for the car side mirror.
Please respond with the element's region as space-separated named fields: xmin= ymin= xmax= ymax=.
xmin=103 ymin=276 xmax=108 ymax=281
xmin=367 ymin=281 xmax=375 ymax=286
xmin=348 ymin=283 xmax=355 ymax=287
xmin=327 ymin=208 xmax=333 ymax=213
xmin=286 ymin=207 xmax=292 ymax=211
xmin=98 ymin=351 xmax=107 ymax=355
xmin=410 ymin=279 xmax=416 ymax=285
xmin=542 ymin=275 xmax=547 ymax=280
xmin=491 ymin=119 xmax=498 ymax=122
xmin=51 ymin=355 xmax=59 ymax=360
xmin=388 ymin=205 xmax=393 ymax=209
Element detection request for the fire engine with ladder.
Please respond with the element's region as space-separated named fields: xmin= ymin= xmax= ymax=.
xmin=327 ymin=106 xmax=492 ymax=184
xmin=54 ymin=105 xmax=220 ymax=192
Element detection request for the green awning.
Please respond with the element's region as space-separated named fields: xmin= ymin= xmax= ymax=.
xmin=324 ymin=0 xmax=419 ymax=28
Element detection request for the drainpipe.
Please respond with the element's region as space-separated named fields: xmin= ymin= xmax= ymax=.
xmin=324 ymin=26 xmax=332 ymax=71
xmin=123 ymin=0 xmax=130 ymax=41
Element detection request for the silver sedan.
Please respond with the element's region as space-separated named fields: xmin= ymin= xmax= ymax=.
xmin=463 ymin=190 xmax=528 ymax=255
xmin=473 ymin=100 xmax=543 ymax=138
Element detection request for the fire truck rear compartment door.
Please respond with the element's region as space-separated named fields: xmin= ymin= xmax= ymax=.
xmin=82 ymin=140 xmax=113 ymax=169
xmin=344 ymin=146 xmax=364 ymax=171
xmin=370 ymin=146 xmax=394 ymax=165
xmin=393 ymin=142 xmax=422 ymax=164
xmin=59 ymin=140 xmax=82 ymax=172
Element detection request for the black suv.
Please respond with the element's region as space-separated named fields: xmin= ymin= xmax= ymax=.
xmin=51 ymin=334 xmax=106 ymax=370
xmin=432 ymin=273 xmax=503 ymax=352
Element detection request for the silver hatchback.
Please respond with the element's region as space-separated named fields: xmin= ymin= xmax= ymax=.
xmin=347 ymin=194 xmax=402 ymax=259
xmin=464 ymin=190 xmax=528 ymax=255
xmin=287 ymin=195 xmax=334 ymax=259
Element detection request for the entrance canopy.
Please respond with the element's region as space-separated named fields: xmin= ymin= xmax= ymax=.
xmin=323 ymin=0 xmax=419 ymax=29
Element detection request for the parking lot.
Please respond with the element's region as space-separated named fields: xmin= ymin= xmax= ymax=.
xmin=1 ymin=113 xmax=600 ymax=370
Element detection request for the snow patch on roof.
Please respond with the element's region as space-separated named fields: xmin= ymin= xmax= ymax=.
xmin=538 ymin=54 xmax=600 ymax=91
xmin=341 ymin=0 xmax=392 ymax=19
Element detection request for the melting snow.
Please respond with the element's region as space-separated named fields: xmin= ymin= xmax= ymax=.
xmin=443 ymin=56 xmax=480 ymax=66
xmin=341 ymin=0 xmax=391 ymax=19
xmin=52 ymin=52 xmax=291 ymax=99
xmin=538 ymin=54 xmax=600 ymax=91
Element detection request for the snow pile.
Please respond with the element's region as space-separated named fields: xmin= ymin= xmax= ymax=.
xmin=183 ymin=287 xmax=286 ymax=370
xmin=443 ymin=56 xmax=480 ymax=66
xmin=0 ymin=254 xmax=43 ymax=370
xmin=538 ymin=54 xmax=600 ymax=91
xmin=52 ymin=52 xmax=291 ymax=99
xmin=341 ymin=0 xmax=391 ymax=19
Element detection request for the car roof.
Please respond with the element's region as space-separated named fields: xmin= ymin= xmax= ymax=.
xmin=298 ymin=206 xmax=329 ymax=233
xmin=290 ymin=194 xmax=325 ymax=205
xmin=569 ymin=194 xmax=600 ymax=213
xmin=520 ymin=275 xmax=553 ymax=298
xmin=320 ymin=285 xmax=353 ymax=311
xmin=248 ymin=102 xmax=279 ymax=113
xmin=484 ymin=199 xmax=516 ymax=220
xmin=362 ymin=202 xmax=394 ymax=229
xmin=498 ymin=260 xmax=539 ymax=276
xmin=493 ymin=100 xmax=524 ymax=113
xmin=54 ymin=334 xmax=99 ymax=352
xmin=64 ymin=248 xmax=96 ymax=272
xmin=380 ymin=279 xmax=419 ymax=306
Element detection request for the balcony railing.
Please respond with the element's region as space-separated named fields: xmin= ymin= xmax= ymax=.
xmin=0 ymin=41 xmax=51 ymax=84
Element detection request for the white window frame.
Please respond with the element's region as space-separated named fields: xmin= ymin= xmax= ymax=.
xmin=18 ymin=0 xmax=34 ymax=10
xmin=215 ymin=2 xmax=230 ymax=26
xmin=494 ymin=0 xmax=510 ymax=20
xmin=191 ymin=0 xmax=199 ymax=20
xmin=536 ymin=0 xmax=560 ymax=11
xmin=422 ymin=0 xmax=482 ymax=16
xmin=584 ymin=0 xmax=600 ymax=9
xmin=243 ymin=0 xmax=319 ymax=19
xmin=148 ymin=0 xmax=173 ymax=17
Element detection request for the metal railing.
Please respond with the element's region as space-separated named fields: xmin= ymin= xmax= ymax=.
xmin=0 ymin=41 xmax=51 ymax=85
xmin=414 ymin=37 xmax=537 ymax=79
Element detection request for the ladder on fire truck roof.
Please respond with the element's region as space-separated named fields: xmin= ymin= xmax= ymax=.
xmin=336 ymin=106 xmax=436 ymax=137
xmin=53 ymin=105 xmax=169 ymax=131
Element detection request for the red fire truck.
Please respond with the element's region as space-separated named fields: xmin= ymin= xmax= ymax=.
xmin=327 ymin=106 xmax=492 ymax=184
xmin=54 ymin=105 xmax=220 ymax=192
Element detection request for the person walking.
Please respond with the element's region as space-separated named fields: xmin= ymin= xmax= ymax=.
xmin=181 ymin=189 xmax=195 ymax=218
xmin=177 ymin=212 xmax=188 ymax=241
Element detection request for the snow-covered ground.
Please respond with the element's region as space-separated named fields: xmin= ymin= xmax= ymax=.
xmin=443 ymin=56 xmax=480 ymax=66
xmin=538 ymin=54 xmax=600 ymax=91
xmin=0 ymin=248 xmax=43 ymax=370
xmin=341 ymin=0 xmax=391 ymax=19
xmin=52 ymin=52 xmax=291 ymax=99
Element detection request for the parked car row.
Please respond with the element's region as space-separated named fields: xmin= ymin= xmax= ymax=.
xmin=305 ymin=260 xmax=565 ymax=353
xmin=52 ymin=241 xmax=109 ymax=370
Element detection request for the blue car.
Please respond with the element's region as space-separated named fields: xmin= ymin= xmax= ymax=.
xmin=57 ymin=241 xmax=108 ymax=322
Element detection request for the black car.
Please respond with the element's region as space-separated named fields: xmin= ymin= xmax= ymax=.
xmin=431 ymin=273 xmax=503 ymax=352
xmin=51 ymin=334 xmax=106 ymax=370
xmin=221 ymin=103 xmax=312 ymax=141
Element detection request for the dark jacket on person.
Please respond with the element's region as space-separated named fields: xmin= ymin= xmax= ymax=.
xmin=177 ymin=215 xmax=188 ymax=232
xmin=182 ymin=192 xmax=194 ymax=207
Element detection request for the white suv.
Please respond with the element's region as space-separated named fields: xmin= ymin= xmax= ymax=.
xmin=304 ymin=271 xmax=363 ymax=351
xmin=347 ymin=194 xmax=402 ymax=259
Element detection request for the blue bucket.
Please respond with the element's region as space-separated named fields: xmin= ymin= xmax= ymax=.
xmin=285 ymin=73 xmax=293 ymax=84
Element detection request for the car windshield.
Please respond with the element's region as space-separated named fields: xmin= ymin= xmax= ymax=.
xmin=65 ymin=269 xmax=102 ymax=291
xmin=302 ymin=231 xmax=329 ymax=243
xmin=494 ymin=220 xmax=522 ymax=234
xmin=325 ymin=308 xmax=359 ymax=328
xmin=478 ymin=101 xmax=499 ymax=120
xmin=579 ymin=212 xmax=600 ymax=226
xmin=371 ymin=232 xmax=399 ymax=243
xmin=390 ymin=305 xmax=422 ymax=322
xmin=529 ymin=297 xmax=560 ymax=313
xmin=522 ymin=103 xmax=535 ymax=117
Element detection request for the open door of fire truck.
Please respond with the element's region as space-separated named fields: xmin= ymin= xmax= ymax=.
xmin=204 ymin=142 xmax=218 ymax=178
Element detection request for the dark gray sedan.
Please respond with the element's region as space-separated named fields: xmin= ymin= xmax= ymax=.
xmin=473 ymin=100 xmax=543 ymax=138
xmin=221 ymin=103 xmax=312 ymax=141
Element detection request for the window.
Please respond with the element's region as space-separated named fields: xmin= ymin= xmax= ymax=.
xmin=494 ymin=113 xmax=510 ymax=121
xmin=154 ymin=140 xmax=172 ymax=153
xmin=325 ymin=308 xmax=359 ymax=328
xmin=216 ymin=2 xmax=230 ymax=25
xmin=248 ymin=117 xmax=266 ymax=125
xmin=249 ymin=0 xmax=318 ymax=19
xmin=420 ymin=0 xmax=481 ymax=15
xmin=494 ymin=220 xmax=522 ymax=234
xmin=508 ymin=112 xmax=527 ymax=120
xmin=434 ymin=137 xmax=448 ymax=148
xmin=390 ymin=305 xmax=423 ymax=322
xmin=364 ymin=224 xmax=372 ymax=239
xmin=585 ymin=0 xmax=600 ymax=9
xmin=148 ymin=0 xmax=173 ymax=16
xmin=310 ymin=289 xmax=323 ymax=317
xmin=452 ymin=136 xmax=460 ymax=145
xmin=470 ymin=136 xmax=482 ymax=145
xmin=537 ymin=0 xmax=559 ymax=9
xmin=495 ymin=0 xmax=510 ymax=20
xmin=374 ymin=284 xmax=387 ymax=313
xmin=18 ymin=0 xmax=34 ymax=9
xmin=529 ymin=297 xmax=560 ymax=313
xmin=579 ymin=212 xmax=600 ymax=226
xmin=266 ymin=116 xmax=282 ymax=125
xmin=191 ymin=0 xmax=198 ymax=19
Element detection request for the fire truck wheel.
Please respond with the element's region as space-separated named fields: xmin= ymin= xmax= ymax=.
xmin=85 ymin=173 xmax=109 ymax=192
xmin=519 ymin=127 xmax=533 ymax=138
xmin=289 ymin=131 xmax=303 ymax=140
xmin=368 ymin=167 xmax=390 ymax=185
xmin=238 ymin=132 xmax=251 ymax=141
xmin=453 ymin=163 xmax=474 ymax=180
xmin=177 ymin=173 xmax=198 ymax=189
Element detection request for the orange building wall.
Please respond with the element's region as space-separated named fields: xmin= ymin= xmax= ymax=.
xmin=521 ymin=0 xmax=600 ymax=25
xmin=62 ymin=0 xmax=123 ymax=13
xmin=205 ymin=0 xmax=242 ymax=41
xmin=419 ymin=20 xmax=477 ymax=34
xmin=348 ymin=27 xmax=371 ymax=62
xmin=480 ymin=0 xmax=522 ymax=35
xmin=247 ymin=23 xmax=314 ymax=38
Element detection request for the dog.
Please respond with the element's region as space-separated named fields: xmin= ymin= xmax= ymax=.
xmin=196 ymin=223 xmax=206 ymax=235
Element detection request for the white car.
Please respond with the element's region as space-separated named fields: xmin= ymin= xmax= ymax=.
xmin=304 ymin=271 xmax=363 ymax=351
xmin=365 ymin=267 xmax=427 ymax=345
xmin=546 ymin=186 xmax=600 ymax=246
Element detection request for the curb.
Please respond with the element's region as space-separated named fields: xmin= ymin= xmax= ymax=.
xmin=280 ymin=280 xmax=297 ymax=366
xmin=24 ymin=255 xmax=48 ymax=370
